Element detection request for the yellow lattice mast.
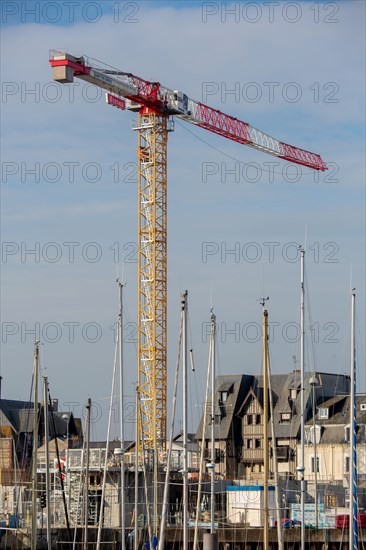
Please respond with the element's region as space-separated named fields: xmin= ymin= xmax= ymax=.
xmin=136 ymin=110 xmax=169 ymax=454
xmin=49 ymin=50 xmax=327 ymax=465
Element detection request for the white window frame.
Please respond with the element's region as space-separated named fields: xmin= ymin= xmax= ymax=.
xmin=220 ymin=391 xmax=228 ymax=403
xmin=344 ymin=425 xmax=350 ymax=442
xmin=310 ymin=455 xmax=320 ymax=474
xmin=319 ymin=408 xmax=329 ymax=419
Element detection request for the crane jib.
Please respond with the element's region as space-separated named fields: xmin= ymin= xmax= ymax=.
xmin=49 ymin=51 xmax=328 ymax=173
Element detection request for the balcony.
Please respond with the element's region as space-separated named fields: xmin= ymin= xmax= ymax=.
xmin=271 ymin=447 xmax=294 ymax=461
xmin=241 ymin=449 xmax=263 ymax=462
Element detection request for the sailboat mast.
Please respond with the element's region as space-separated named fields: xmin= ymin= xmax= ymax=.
xmin=43 ymin=376 xmax=51 ymax=550
xmin=311 ymin=378 xmax=318 ymax=529
xmin=350 ymin=290 xmax=358 ymax=550
xmin=262 ymin=307 xmax=269 ymax=550
xmin=118 ymin=280 xmax=126 ymax=550
xmin=31 ymin=340 xmax=39 ymax=550
xmin=182 ymin=291 xmax=188 ymax=550
xmin=268 ymin=361 xmax=284 ymax=550
xmin=210 ymin=311 xmax=216 ymax=535
xmin=84 ymin=398 xmax=91 ymax=550
xmin=158 ymin=293 xmax=185 ymax=550
xmin=300 ymin=248 xmax=305 ymax=550
xmin=97 ymin=335 xmax=119 ymax=550
xmin=134 ymin=388 xmax=139 ymax=550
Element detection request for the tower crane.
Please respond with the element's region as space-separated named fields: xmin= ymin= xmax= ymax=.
xmin=49 ymin=51 xmax=327 ymax=459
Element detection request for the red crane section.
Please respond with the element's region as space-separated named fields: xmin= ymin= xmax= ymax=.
xmin=50 ymin=52 xmax=327 ymax=171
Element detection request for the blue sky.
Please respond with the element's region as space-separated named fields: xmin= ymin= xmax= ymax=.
xmin=0 ymin=1 xmax=208 ymax=26
xmin=1 ymin=1 xmax=365 ymax=439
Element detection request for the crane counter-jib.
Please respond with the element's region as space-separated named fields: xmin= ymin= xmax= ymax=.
xmin=49 ymin=51 xmax=327 ymax=171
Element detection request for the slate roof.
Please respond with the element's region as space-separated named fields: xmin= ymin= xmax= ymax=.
xmin=37 ymin=437 xmax=67 ymax=454
xmin=50 ymin=411 xmax=78 ymax=439
xmin=217 ymin=381 xmax=235 ymax=393
xmin=314 ymin=395 xmax=366 ymax=425
xmin=169 ymin=432 xmax=199 ymax=454
xmin=236 ymin=374 xmax=288 ymax=417
xmin=173 ymin=432 xmax=196 ymax=442
xmin=319 ymin=426 xmax=346 ymax=445
xmin=195 ymin=371 xmax=350 ymax=444
xmin=271 ymin=371 xmax=350 ymax=439
xmin=0 ymin=409 xmax=17 ymax=432
xmin=195 ymin=374 xmax=253 ymax=440
xmin=314 ymin=394 xmax=347 ymax=419
xmin=0 ymin=399 xmax=37 ymax=434
xmin=306 ymin=394 xmax=366 ymax=445
xmin=0 ymin=399 xmax=82 ymax=441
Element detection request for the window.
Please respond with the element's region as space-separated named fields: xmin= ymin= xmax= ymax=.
xmin=256 ymin=414 xmax=261 ymax=425
xmin=191 ymin=452 xmax=199 ymax=469
xmin=220 ymin=391 xmax=228 ymax=403
xmin=255 ymin=439 xmax=261 ymax=449
xmin=310 ymin=456 xmax=320 ymax=473
xmin=171 ymin=450 xmax=182 ymax=469
xmin=344 ymin=455 xmax=350 ymax=474
xmin=344 ymin=425 xmax=350 ymax=442
xmin=281 ymin=412 xmax=291 ymax=423
xmin=247 ymin=439 xmax=253 ymax=449
xmin=290 ymin=389 xmax=298 ymax=399
xmin=215 ymin=448 xmax=223 ymax=463
xmin=324 ymin=493 xmax=338 ymax=507
xmin=89 ymin=474 xmax=101 ymax=486
xmin=247 ymin=414 xmax=253 ymax=425
xmin=360 ymin=403 xmax=366 ymax=411
xmin=319 ymin=408 xmax=329 ymax=419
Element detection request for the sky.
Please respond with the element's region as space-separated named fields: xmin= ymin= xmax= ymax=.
xmin=1 ymin=0 xmax=365 ymax=441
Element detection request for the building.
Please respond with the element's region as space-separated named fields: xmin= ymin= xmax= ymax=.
xmin=0 ymin=397 xmax=82 ymax=528
xmin=169 ymin=431 xmax=199 ymax=472
xmin=195 ymin=374 xmax=253 ymax=479
xmin=299 ymin=394 xmax=366 ymax=511
xmin=195 ymin=371 xmax=350 ymax=483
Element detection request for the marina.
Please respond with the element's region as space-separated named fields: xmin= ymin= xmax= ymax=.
xmin=1 ymin=3 xmax=365 ymax=549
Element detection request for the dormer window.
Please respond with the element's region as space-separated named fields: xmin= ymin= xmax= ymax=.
xmin=319 ymin=408 xmax=329 ymax=419
xmin=217 ymin=382 xmax=233 ymax=404
xmin=289 ymin=388 xmax=298 ymax=400
xmin=281 ymin=412 xmax=291 ymax=423
xmin=220 ymin=391 xmax=228 ymax=403
xmin=360 ymin=403 xmax=366 ymax=411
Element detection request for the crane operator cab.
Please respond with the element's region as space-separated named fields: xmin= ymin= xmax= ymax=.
xmin=169 ymin=91 xmax=189 ymax=115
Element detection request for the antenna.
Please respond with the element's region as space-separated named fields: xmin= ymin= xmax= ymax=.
xmin=258 ymin=296 xmax=269 ymax=309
